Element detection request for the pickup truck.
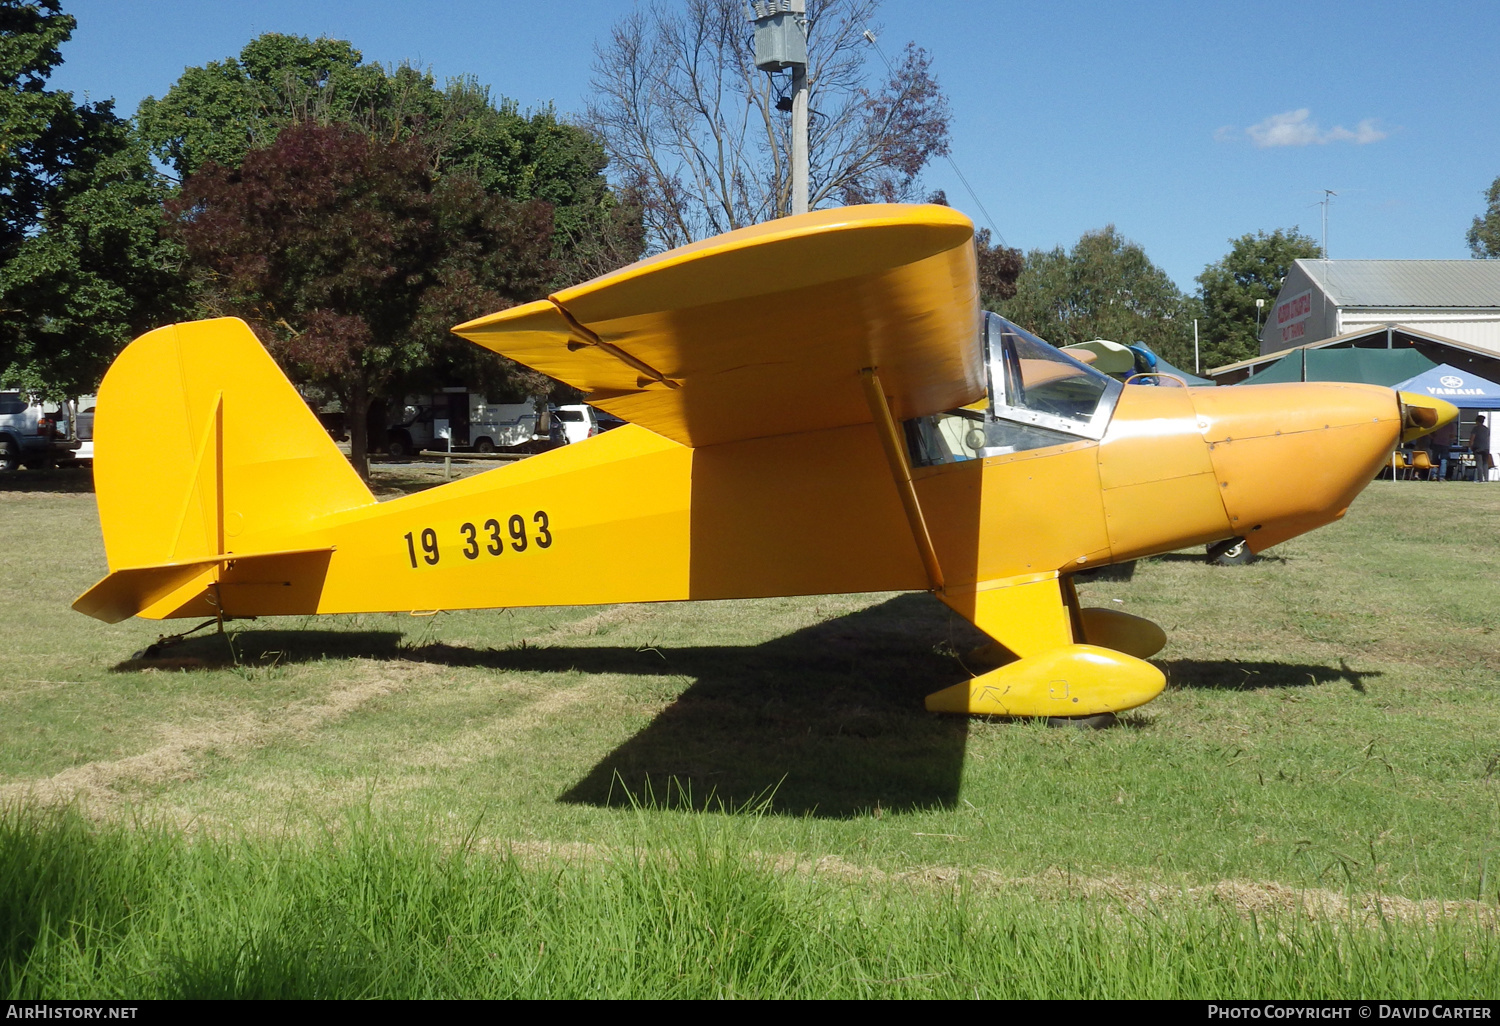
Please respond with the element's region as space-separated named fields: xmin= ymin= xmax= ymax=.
xmin=0 ymin=391 xmax=78 ymax=470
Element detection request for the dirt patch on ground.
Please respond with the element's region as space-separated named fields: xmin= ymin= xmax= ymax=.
xmin=545 ymin=604 xmax=655 ymax=638
xmin=824 ymin=859 xmax=1498 ymax=929
xmin=0 ymin=715 xmax=262 ymax=809
xmin=477 ymin=840 xmax=1494 ymax=929
xmin=0 ymin=662 xmax=432 ymax=812
xmin=922 ymin=866 xmax=1498 ymax=929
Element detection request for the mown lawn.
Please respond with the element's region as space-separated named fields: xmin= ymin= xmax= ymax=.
xmin=2 ymin=468 xmax=1498 ymax=997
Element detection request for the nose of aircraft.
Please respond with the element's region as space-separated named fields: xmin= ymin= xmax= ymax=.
xmin=1187 ymin=382 xmax=1452 ymax=553
xmin=1396 ymin=391 xmax=1460 ymax=444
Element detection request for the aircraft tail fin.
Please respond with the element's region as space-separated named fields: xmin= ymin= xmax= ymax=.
xmin=83 ymin=318 xmax=374 ymax=619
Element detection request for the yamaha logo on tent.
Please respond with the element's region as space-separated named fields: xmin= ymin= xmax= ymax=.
xmin=1400 ymin=362 xmax=1500 ymax=401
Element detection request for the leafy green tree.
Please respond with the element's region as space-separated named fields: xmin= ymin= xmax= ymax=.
xmin=149 ymin=31 xmax=645 ymax=472
xmin=0 ymin=0 xmax=74 ymax=258
xmin=139 ymin=34 xmax=640 ymax=287
xmin=0 ymin=0 xmax=186 ymax=395
xmin=135 ymin=34 xmax=381 ymax=178
xmin=1195 ymin=228 xmax=1321 ymax=369
xmin=1467 ymin=174 xmax=1500 ymax=258
xmin=170 ymin=122 xmax=557 ymax=477
xmin=996 ymin=225 xmax=1195 ymax=367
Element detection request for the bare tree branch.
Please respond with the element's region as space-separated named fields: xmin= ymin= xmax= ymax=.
xmin=586 ymin=0 xmax=951 ymax=251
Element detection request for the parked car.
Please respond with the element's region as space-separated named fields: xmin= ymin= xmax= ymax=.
xmin=73 ymin=396 xmax=95 ymax=464
xmin=0 ymin=391 xmax=77 ymax=470
xmin=554 ymin=404 xmax=599 ymax=445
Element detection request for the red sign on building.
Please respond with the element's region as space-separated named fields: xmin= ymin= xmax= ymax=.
xmin=1275 ymin=289 xmax=1312 ymax=344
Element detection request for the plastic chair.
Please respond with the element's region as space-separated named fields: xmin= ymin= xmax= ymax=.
xmin=1388 ymin=451 xmax=1411 ymax=480
xmin=1409 ymin=450 xmax=1434 ymax=481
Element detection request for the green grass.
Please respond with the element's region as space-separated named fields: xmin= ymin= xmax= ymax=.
xmin=4 ymin=805 xmax=1496 ymax=999
xmin=2 ymin=468 xmax=1499 ymax=996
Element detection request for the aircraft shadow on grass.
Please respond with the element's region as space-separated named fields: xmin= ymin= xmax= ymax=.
xmin=438 ymin=592 xmax=976 ymax=818
xmin=111 ymin=596 xmax=1381 ymax=817
xmin=124 ymin=593 xmax=978 ymax=818
xmin=0 ymin=469 xmax=95 ymax=493
xmin=539 ymin=593 xmax=978 ymax=819
xmin=1142 ymin=551 xmax=1291 ymax=566
xmin=1159 ymin=659 xmax=1381 ymax=692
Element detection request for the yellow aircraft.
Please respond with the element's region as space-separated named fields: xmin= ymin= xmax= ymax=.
xmin=73 ymin=204 xmax=1456 ymax=721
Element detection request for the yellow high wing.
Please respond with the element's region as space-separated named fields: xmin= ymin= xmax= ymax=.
xmin=452 ymin=204 xmax=983 ymax=447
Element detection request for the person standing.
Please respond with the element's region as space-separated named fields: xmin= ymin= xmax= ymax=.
xmin=1471 ymin=414 xmax=1493 ymax=482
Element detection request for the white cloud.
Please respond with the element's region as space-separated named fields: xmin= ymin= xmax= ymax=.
xmin=1247 ymin=108 xmax=1321 ymax=147
xmin=1326 ymin=118 xmax=1388 ymax=144
xmin=1238 ymin=109 xmax=1388 ymax=148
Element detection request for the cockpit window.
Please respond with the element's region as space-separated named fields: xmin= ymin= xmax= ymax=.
xmin=905 ymin=313 xmax=1122 ymax=467
xmin=985 ymin=314 xmax=1119 ymax=437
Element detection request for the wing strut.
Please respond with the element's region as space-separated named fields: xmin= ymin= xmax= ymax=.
xmin=860 ymin=368 xmax=945 ymax=592
xmin=550 ymin=300 xmax=679 ymax=390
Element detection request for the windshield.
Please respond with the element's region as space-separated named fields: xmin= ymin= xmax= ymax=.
xmin=904 ymin=315 xmax=1122 ymax=467
xmin=985 ymin=313 xmax=1120 ymax=437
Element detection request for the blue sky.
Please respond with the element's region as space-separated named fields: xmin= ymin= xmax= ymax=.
xmin=46 ymin=0 xmax=1500 ymax=291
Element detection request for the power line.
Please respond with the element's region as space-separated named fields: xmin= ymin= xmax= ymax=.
xmin=863 ymin=28 xmax=1005 ymax=246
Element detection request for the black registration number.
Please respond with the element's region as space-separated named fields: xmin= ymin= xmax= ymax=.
xmin=404 ymin=511 xmax=552 ymax=568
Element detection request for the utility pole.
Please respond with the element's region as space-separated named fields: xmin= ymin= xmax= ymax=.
xmin=1320 ymin=189 xmax=1336 ymax=258
xmin=1193 ymin=318 xmax=1200 ymax=374
xmin=750 ymin=0 xmax=809 ymax=216
xmin=790 ymin=57 xmax=808 ymax=214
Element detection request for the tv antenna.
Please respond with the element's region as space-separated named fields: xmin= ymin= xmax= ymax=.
xmin=1319 ymin=189 xmax=1336 ymax=258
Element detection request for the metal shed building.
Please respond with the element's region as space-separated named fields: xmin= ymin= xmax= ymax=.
xmin=1261 ymin=259 xmax=1500 ymax=356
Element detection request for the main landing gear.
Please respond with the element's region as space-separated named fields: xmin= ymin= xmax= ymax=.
xmin=927 ymin=572 xmax=1167 ymax=722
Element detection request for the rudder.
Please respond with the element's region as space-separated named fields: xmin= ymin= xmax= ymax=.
xmin=83 ymin=318 xmax=374 ymax=618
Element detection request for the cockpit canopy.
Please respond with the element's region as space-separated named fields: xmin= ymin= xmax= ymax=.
xmin=906 ymin=313 xmax=1123 ymax=467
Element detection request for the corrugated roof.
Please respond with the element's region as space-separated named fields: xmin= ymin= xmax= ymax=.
xmin=1298 ymin=259 xmax=1500 ymax=308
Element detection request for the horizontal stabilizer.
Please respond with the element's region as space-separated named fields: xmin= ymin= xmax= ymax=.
xmin=73 ymin=547 xmax=335 ymax=624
